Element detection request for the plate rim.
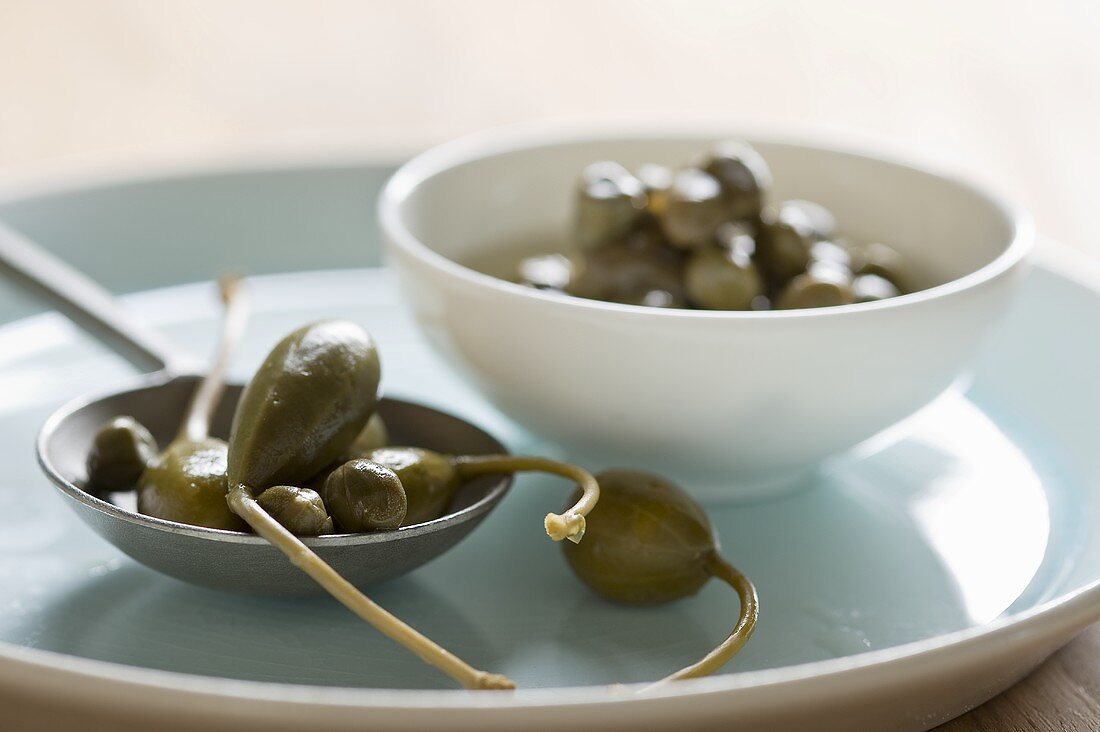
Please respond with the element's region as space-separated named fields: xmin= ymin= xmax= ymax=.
xmin=0 ymin=152 xmax=1096 ymax=713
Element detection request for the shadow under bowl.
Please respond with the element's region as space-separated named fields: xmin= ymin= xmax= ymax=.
xmin=36 ymin=374 xmax=512 ymax=596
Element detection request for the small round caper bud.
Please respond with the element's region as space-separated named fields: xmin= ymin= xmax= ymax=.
xmin=86 ymin=416 xmax=158 ymax=492
xmin=635 ymin=163 xmax=674 ymax=218
xmin=850 ymin=242 xmax=911 ymax=292
xmin=699 ymin=142 xmax=772 ymax=221
xmin=364 ymin=447 xmax=459 ymax=525
xmin=809 ymin=240 xmax=852 ymax=270
xmin=684 ymin=247 xmax=764 ymax=311
xmin=659 ymin=168 xmax=729 ymax=250
xmin=574 ymin=161 xmax=647 ymax=250
xmin=322 ymin=459 xmax=407 ymax=532
xmin=515 ymin=253 xmax=575 ymax=292
xmin=776 ymin=264 xmax=855 ymax=310
xmin=852 ymin=273 xmax=901 ymax=303
xmin=755 ymin=219 xmax=811 ymax=287
xmin=256 ymin=485 xmax=334 ymax=536
xmin=566 ymin=237 xmax=686 ymax=307
xmin=776 ymin=199 xmax=837 ymax=242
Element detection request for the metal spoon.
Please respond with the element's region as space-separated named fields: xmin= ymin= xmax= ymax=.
xmin=0 ymin=221 xmax=512 ymax=597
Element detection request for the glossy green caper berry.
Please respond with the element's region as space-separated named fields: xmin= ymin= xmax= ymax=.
xmin=699 ymin=142 xmax=771 ymax=221
xmin=322 ymin=459 xmax=406 ymax=532
xmin=684 ymin=247 xmax=764 ymax=310
xmin=86 ymin=416 xmax=158 ymax=492
xmin=228 ymin=320 xmax=381 ymax=492
xmin=659 ymin=168 xmax=730 ymax=250
xmin=364 ymin=447 xmax=459 ymax=525
xmin=776 ymin=264 xmax=855 ymax=310
xmin=755 ymin=219 xmax=811 ymax=286
xmin=564 ymin=469 xmax=716 ymax=605
xmin=852 ymin=273 xmax=900 ymax=303
xmin=515 ymin=253 xmax=574 ymax=292
xmin=776 ymin=199 xmax=837 ymax=242
xmin=574 ymin=161 xmax=647 ymax=250
xmin=636 ymin=163 xmax=674 ymax=218
xmin=256 ymin=485 xmax=334 ymax=536
xmin=343 ymin=413 xmax=391 ymax=459
xmin=809 ymin=240 xmax=852 ymax=270
xmin=566 ymin=236 xmax=687 ymax=307
xmin=137 ymin=437 xmax=247 ymax=531
xmin=850 ymin=242 xmax=911 ymax=292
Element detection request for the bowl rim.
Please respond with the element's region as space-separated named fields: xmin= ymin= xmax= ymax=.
xmin=35 ymin=373 xmax=513 ymax=547
xmin=379 ymin=120 xmax=1034 ymax=319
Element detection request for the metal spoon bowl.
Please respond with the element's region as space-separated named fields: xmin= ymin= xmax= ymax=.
xmin=2 ymin=222 xmax=510 ymax=597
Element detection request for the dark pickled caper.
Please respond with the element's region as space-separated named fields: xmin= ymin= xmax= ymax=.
xmin=256 ymin=485 xmax=334 ymax=536
xmin=659 ymin=168 xmax=729 ymax=250
xmin=699 ymin=142 xmax=771 ymax=221
xmin=86 ymin=416 xmax=158 ymax=492
xmin=562 ymin=469 xmax=757 ymax=683
xmin=566 ymin=234 xmax=687 ymax=307
xmin=574 ymin=161 xmax=647 ymax=250
xmin=364 ymin=447 xmax=459 ymax=525
xmin=684 ymin=247 xmax=763 ymax=311
xmin=137 ymin=437 xmax=247 ymax=531
xmin=852 ymin=273 xmax=900 ymax=303
xmin=755 ymin=219 xmax=811 ymax=286
xmin=322 ymin=459 xmax=407 ymax=532
xmin=343 ymin=413 xmax=391 ymax=459
xmin=777 ymin=199 xmax=837 ymax=242
xmin=515 ymin=253 xmax=574 ymax=292
xmin=850 ymin=242 xmax=911 ymax=292
xmin=776 ymin=264 xmax=855 ymax=309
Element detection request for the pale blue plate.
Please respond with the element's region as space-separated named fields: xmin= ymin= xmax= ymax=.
xmin=0 ymin=159 xmax=1098 ymax=731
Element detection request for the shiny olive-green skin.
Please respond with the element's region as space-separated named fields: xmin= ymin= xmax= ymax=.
xmin=563 ymin=469 xmax=716 ymax=605
xmin=850 ymin=242 xmax=911 ymax=292
xmin=137 ymin=437 xmax=247 ymax=531
xmin=575 ymin=161 xmax=647 ymax=250
xmin=776 ymin=265 xmax=855 ymax=309
xmin=659 ymin=168 xmax=729 ymax=250
xmin=343 ymin=413 xmax=391 ymax=459
xmin=228 ymin=320 xmax=381 ymax=492
xmin=699 ymin=142 xmax=771 ymax=221
xmin=566 ymin=231 xmax=686 ymax=307
xmin=364 ymin=447 xmax=459 ymax=525
xmin=86 ymin=416 xmax=158 ymax=493
xmin=515 ymin=253 xmax=574 ymax=292
xmin=256 ymin=485 xmax=334 ymax=536
xmin=684 ymin=247 xmax=763 ymax=310
xmin=755 ymin=219 xmax=811 ymax=286
xmin=322 ymin=459 xmax=407 ymax=532
xmin=635 ymin=163 xmax=673 ymax=218
xmin=776 ymin=199 xmax=837 ymax=242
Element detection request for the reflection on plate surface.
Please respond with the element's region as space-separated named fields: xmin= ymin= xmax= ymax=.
xmin=0 ymin=269 xmax=1070 ymax=688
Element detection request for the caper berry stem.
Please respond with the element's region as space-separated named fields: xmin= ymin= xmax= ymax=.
xmin=642 ymin=553 xmax=758 ymax=691
xmin=450 ymin=455 xmax=600 ymax=544
xmin=180 ymin=275 xmax=248 ymax=443
xmin=226 ymin=484 xmax=514 ymax=691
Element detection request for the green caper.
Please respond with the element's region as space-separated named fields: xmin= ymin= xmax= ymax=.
xmin=636 ymin=163 xmax=673 ymax=218
xmin=562 ymin=469 xmax=758 ymax=683
xmin=363 ymin=446 xmax=457 ymax=525
xmin=777 ymin=199 xmax=837 ymax=242
xmin=659 ymin=168 xmax=730 ymax=250
xmin=755 ymin=218 xmax=811 ymax=287
xmin=322 ymin=459 xmax=407 ymax=532
xmin=699 ymin=142 xmax=771 ymax=221
xmin=852 ymin=273 xmax=901 ymax=303
xmin=256 ymin=485 xmax=334 ymax=536
xmin=776 ymin=264 xmax=855 ymax=309
xmin=574 ymin=161 xmax=647 ymax=250
xmin=514 ymin=253 xmax=574 ymax=292
xmin=343 ymin=413 xmax=391 ymax=459
xmin=86 ymin=416 xmax=158 ymax=492
xmin=850 ymin=242 xmax=911 ymax=292
xmin=809 ymin=240 xmax=852 ymax=270
xmin=137 ymin=437 xmax=247 ymax=531
xmin=566 ymin=234 xmax=687 ymax=307
xmin=684 ymin=247 xmax=763 ymax=311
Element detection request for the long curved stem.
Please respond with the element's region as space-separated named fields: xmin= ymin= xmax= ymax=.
xmin=451 ymin=455 xmax=600 ymax=544
xmin=179 ymin=275 xmax=248 ymax=443
xmin=641 ymin=553 xmax=758 ymax=691
xmin=227 ymin=485 xmax=514 ymax=691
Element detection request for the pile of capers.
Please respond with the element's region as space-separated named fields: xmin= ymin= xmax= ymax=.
xmin=81 ymin=278 xmax=758 ymax=691
xmin=515 ymin=142 xmax=912 ymax=310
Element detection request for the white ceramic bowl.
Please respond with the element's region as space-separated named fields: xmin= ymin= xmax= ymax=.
xmin=379 ymin=124 xmax=1032 ymax=493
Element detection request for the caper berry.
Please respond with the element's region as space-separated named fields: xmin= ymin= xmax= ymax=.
xmin=574 ymin=161 xmax=647 ymax=250
xmin=364 ymin=447 xmax=459 ymax=525
xmin=699 ymin=142 xmax=771 ymax=221
xmin=256 ymin=485 xmax=334 ymax=536
xmin=636 ymin=163 xmax=674 ymax=218
xmin=343 ymin=413 xmax=391 ymax=459
xmin=566 ymin=236 xmax=686 ymax=307
xmin=850 ymin=241 xmax=911 ymax=292
xmin=777 ymin=199 xmax=837 ymax=242
xmin=776 ymin=264 xmax=855 ymax=310
xmin=755 ymin=219 xmax=811 ymax=286
xmin=137 ymin=437 xmax=247 ymax=531
xmin=684 ymin=247 xmax=764 ymax=311
xmin=86 ymin=415 xmax=158 ymax=492
xmin=659 ymin=168 xmax=730 ymax=250
xmin=322 ymin=459 xmax=407 ymax=532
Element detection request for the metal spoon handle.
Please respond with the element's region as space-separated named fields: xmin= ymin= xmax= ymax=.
xmin=0 ymin=220 xmax=186 ymax=374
